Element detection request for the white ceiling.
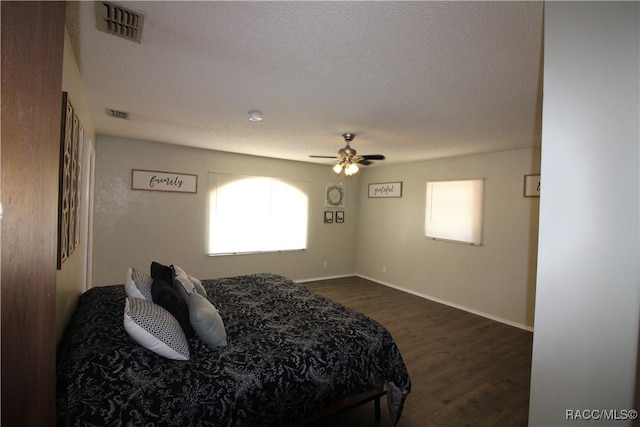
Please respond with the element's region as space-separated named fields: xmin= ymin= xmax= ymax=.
xmin=66 ymin=1 xmax=544 ymax=166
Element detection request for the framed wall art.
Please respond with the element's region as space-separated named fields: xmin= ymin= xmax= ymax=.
xmin=368 ymin=181 xmax=402 ymax=198
xmin=132 ymin=169 xmax=198 ymax=193
xmin=57 ymin=92 xmax=84 ymax=269
xmin=325 ymin=183 xmax=345 ymax=208
xmin=324 ymin=211 xmax=334 ymax=223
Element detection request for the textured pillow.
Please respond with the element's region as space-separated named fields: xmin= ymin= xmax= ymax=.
xmin=151 ymin=277 xmax=195 ymax=338
xmin=189 ymin=293 xmax=227 ymax=348
xmin=123 ymin=297 xmax=190 ymax=360
xmin=125 ymin=267 xmax=154 ymax=300
xmin=150 ymin=261 xmax=174 ymax=284
xmin=189 ymin=275 xmax=208 ymax=299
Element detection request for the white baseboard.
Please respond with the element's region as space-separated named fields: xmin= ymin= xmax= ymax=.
xmin=296 ymin=273 xmax=533 ymax=332
xmin=295 ymin=273 xmax=354 ymax=283
xmin=355 ymin=274 xmax=534 ymax=332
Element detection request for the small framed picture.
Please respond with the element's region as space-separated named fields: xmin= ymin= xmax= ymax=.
xmin=336 ymin=211 xmax=344 ymax=223
xmin=324 ymin=211 xmax=334 ymax=223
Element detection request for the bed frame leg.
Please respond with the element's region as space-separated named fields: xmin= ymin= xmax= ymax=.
xmin=374 ymin=396 xmax=381 ymax=421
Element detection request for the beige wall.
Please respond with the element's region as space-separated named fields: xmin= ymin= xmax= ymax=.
xmin=356 ymin=148 xmax=540 ymax=329
xmin=93 ymin=138 xmax=539 ymax=328
xmin=92 ymin=136 xmax=359 ymax=286
xmin=56 ymin=29 xmax=96 ymax=345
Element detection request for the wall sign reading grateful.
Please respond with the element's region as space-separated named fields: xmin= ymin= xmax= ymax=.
xmin=368 ymin=181 xmax=402 ymax=198
xmin=132 ymin=169 xmax=198 ymax=193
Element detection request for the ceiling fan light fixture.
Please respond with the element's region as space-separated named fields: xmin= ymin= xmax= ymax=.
xmin=312 ymin=132 xmax=383 ymax=176
xmin=345 ymin=161 xmax=359 ymax=176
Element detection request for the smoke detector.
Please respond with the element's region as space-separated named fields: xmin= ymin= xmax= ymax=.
xmin=248 ymin=111 xmax=264 ymax=122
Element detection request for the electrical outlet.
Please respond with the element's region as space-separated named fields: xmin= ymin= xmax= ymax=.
xmin=382 ymin=266 xmax=387 ymax=273
xmin=323 ymin=261 xmax=328 ymax=268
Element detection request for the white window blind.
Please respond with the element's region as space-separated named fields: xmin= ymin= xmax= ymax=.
xmin=425 ymin=179 xmax=484 ymax=245
xmin=208 ymin=173 xmax=308 ymax=255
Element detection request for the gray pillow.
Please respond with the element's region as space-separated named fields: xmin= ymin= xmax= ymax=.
xmin=189 ymin=275 xmax=208 ymax=299
xmin=188 ymin=293 xmax=227 ymax=348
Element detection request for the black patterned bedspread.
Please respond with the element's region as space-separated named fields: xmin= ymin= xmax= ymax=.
xmin=57 ymin=273 xmax=411 ymax=426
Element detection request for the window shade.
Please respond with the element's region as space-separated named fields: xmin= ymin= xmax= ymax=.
xmin=425 ymin=179 xmax=484 ymax=245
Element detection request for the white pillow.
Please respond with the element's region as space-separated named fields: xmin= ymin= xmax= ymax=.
xmin=172 ymin=265 xmax=195 ymax=302
xmin=189 ymin=293 xmax=227 ymax=348
xmin=173 ymin=265 xmax=188 ymax=277
xmin=124 ymin=297 xmax=190 ymax=360
xmin=125 ymin=267 xmax=153 ymax=300
xmin=189 ymin=275 xmax=207 ymax=299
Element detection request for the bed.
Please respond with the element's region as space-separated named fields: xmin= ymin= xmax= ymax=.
xmin=57 ymin=271 xmax=411 ymax=426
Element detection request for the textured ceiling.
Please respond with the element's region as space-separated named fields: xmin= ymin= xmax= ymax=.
xmin=66 ymin=1 xmax=544 ymax=166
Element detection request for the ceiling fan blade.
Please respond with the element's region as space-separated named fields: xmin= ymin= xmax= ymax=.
xmin=309 ymin=155 xmax=339 ymax=159
xmin=359 ymin=159 xmax=372 ymax=165
xmin=362 ymin=154 xmax=385 ymax=160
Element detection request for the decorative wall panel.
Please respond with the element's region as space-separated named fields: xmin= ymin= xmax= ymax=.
xmin=57 ymin=92 xmax=83 ymax=268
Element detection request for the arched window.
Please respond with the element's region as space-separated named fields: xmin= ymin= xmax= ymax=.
xmin=208 ymin=173 xmax=308 ymax=255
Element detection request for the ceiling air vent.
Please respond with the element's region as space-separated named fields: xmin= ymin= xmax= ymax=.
xmin=106 ymin=108 xmax=129 ymax=120
xmin=95 ymin=1 xmax=145 ymax=43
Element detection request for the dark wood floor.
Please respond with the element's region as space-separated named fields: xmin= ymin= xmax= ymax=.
xmin=301 ymin=276 xmax=533 ymax=427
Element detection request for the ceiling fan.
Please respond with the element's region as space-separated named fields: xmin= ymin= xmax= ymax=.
xmin=310 ymin=133 xmax=385 ymax=176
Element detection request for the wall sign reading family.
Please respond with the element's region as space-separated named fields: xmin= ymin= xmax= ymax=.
xmin=132 ymin=169 xmax=198 ymax=193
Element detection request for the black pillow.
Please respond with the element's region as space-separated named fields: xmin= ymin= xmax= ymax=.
xmin=151 ymin=277 xmax=195 ymax=339
xmin=151 ymin=261 xmax=174 ymax=284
